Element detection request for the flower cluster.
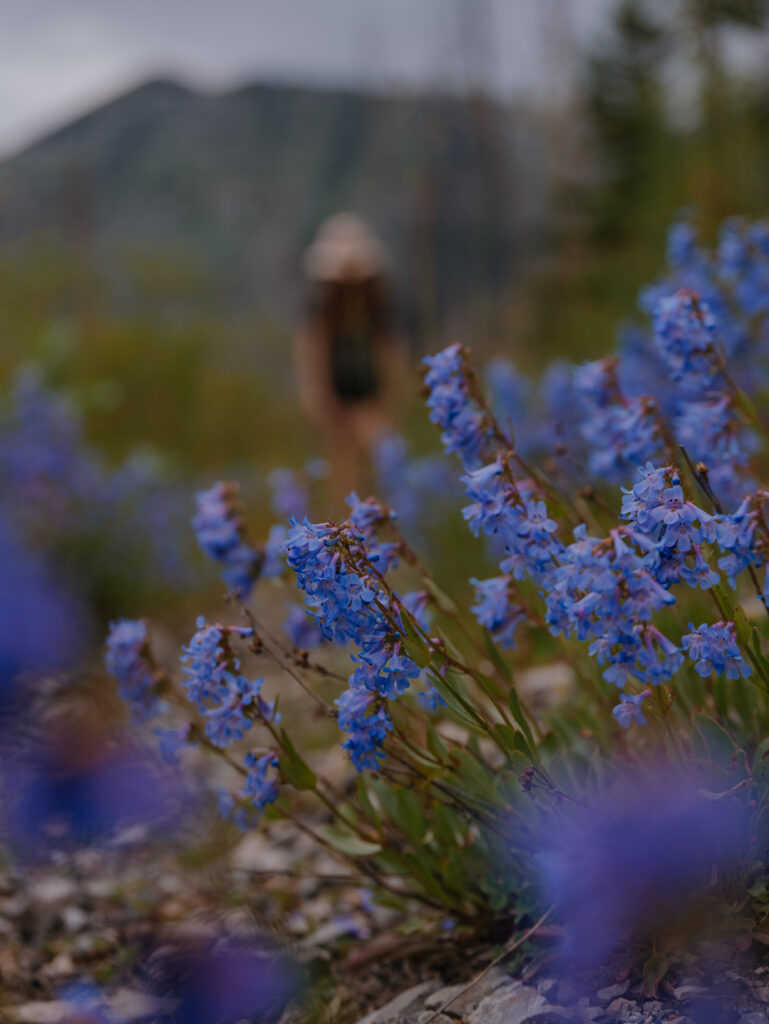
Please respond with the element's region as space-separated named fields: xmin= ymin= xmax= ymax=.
xmin=682 ymin=621 xmax=752 ymax=680
xmin=242 ymin=751 xmax=280 ymax=810
xmin=335 ymin=688 xmax=393 ymax=771
xmin=104 ymin=619 xmax=162 ymax=720
xmin=461 ymin=457 xmax=560 ymax=581
xmin=193 ymin=482 xmax=262 ymax=599
xmin=180 ymin=618 xmax=274 ymax=748
xmin=284 ymin=515 xmax=421 ymax=768
xmin=423 ymin=344 xmax=495 ymax=468
xmin=371 ymin=432 xmax=457 ymax=542
xmin=573 ymin=359 xmax=661 ymax=483
xmin=716 ymin=493 xmax=765 ymax=588
xmin=622 ymin=463 xmax=769 ymax=593
xmin=282 ymin=603 xmax=324 ymax=650
xmin=546 ymin=525 xmax=679 ymax=689
xmin=0 ymin=369 xmax=191 ymax=610
xmin=620 ymin=464 xmax=720 ymax=589
xmin=652 ymin=290 xmax=719 ymax=391
xmin=471 ymin=576 xmax=525 ymax=649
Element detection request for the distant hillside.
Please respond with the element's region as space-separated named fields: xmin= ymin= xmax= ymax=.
xmin=0 ymin=77 xmax=551 ymax=324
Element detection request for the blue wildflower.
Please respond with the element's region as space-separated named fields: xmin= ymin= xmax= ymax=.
xmin=612 ymin=689 xmax=651 ymax=728
xmin=423 ymin=344 xmax=494 ymax=467
xmin=193 ymin=482 xmax=261 ymax=598
xmin=471 ymin=576 xmax=525 ymax=649
xmin=652 ymin=290 xmax=719 ymax=392
xmin=180 ymin=619 xmax=264 ymax=748
xmin=104 ymin=619 xmax=162 ymax=720
xmin=283 ymin=603 xmax=323 ymax=649
xmin=335 ymin=688 xmax=393 ymax=771
xmin=681 ymin=621 xmax=752 ymax=680
xmin=242 ymin=752 xmax=279 ymax=812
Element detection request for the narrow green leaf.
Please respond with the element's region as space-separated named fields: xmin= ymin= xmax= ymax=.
xmin=401 ymin=615 xmax=432 ymax=669
xmin=427 ymin=725 xmax=450 ymax=765
xmin=643 ymin=953 xmax=673 ymax=997
xmin=424 ymin=578 xmax=459 ymax=615
xmin=508 ymin=686 xmax=536 ymax=752
xmin=315 ymin=825 xmax=382 ymax=857
xmin=355 ymin=775 xmax=381 ymax=826
xmin=279 ymin=729 xmax=316 ymax=791
xmin=693 ymin=714 xmax=737 ymax=769
xmin=483 ymin=631 xmax=514 ymax=683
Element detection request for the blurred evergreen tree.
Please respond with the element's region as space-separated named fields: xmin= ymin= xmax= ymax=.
xmin=586 ymin=0 xmax=669 ymax=239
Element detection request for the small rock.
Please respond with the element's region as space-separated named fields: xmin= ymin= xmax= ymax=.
xmin=606 ymin=997 xmax=638 ymax=1022
xmin=597 ymin=982 xmax=629 ymax=1005
xmin=557 ymin=981 xmax=586 ymax=1006
xmin=423 ymin=984 xmax=463 ymax=1011
xmin=673 ymin=985 xmax=710 ymax=1001
xmin=301 ymin=918 xmax=367 ymax=948
xmin=33 ymin=877 xmax=77 ymax=904
xmin=417 ymin=1016 xmax=453 ymax=1024
xmin=111 ymin=824 xmax=148 ymax=847
xmin=1 ymin=896 xmax=29 ymax=918
xmin=739 ymin=1014 xmax=769 ymax=1024
xmin=424 ymin=968 xmax=510 ymax=1016
xmin=84 ymin=879 xmax=114 ymax=899
xmin=727 ymin=971 xmax=751 ymax=985
xmin=231 ymin=833 xmax=294 ymax=873
xmin=642 ymin=1001 xmax=664 ymax=1016
xmin=579 ymin=1008 xmax=602 ymax=1022
xmin=42 ymin=953 xmax=75 ymax=979
xmin=466 ymin=982 xmax=553 ymax=1024
xmin=757 ymin=988 xmax=769 ymax=1004
xmin=107 ymin=989 xmax=171 ymax=1023
xmin=60 ymin=906 xmax=88 ymax=932
xmin=355 ymin=980 xmax=440 ymax=1024
xmin=10 ymin=1001 xmax=68 ymax=1024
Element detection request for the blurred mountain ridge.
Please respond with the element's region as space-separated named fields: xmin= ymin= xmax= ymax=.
xmin=0 ymin=76 xmax=550 ymax=322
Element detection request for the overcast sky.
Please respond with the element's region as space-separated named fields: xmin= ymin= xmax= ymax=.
xmin=0 ymin=0 xmax=622 ymax=156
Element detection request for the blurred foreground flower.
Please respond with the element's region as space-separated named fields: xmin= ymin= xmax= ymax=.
xmin=0 ymin=513 xmax=87 ymax=701
xmin=538 ymin=769 xmax=747 ymax=968
xmin=55 ymin=936 xmax=302 ymax=1024
xmin=148 ymin=938 xmax=302 ymax=1024
xmin=0 ymin=722 xmax=184 ymax=858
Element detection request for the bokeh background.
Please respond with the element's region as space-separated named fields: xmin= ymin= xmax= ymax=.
xmin=2 ymin=0 xmax=769 ymax=639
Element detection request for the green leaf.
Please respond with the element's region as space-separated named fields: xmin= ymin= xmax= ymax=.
xmin=714 ymin=584 xmax=737 ymax=623
xmin=394 ymin=789 xmax=429 ymax=843
xmin=697 ymin=779 xmax=750 ymax=800
xmin=279 ymin=729 xmax=316 ymax=791
xmin=440 ymin=852 xmax=468 ymax=895
xmin=694 ymin=714 xmax=737 ymax=769
xmin=751 ymin=627 xmax=769 ymax=687
xmin=508 ymin=686 xmax=536 ymax=753
xmin=643 ymin=952 xmax=673 ymax=997
xmin=753 ymin=756 xmax=769 ymax=795
xmin=401 ymin=615 xmax=432 ymax=669
xmin=355 ymin=775 xmax=381 ymax=825
xmin=315 ymin=825 xmax=382 ymax=857
xmin=483 ymin=631 xmax=514 ymax=683
xmin=428 ymin=670 xmax=487 ymax=733
xmin=450 ymin=750 xmax=505 ymax=807
xmin=424 ymin=578 xmax=459 ymax=615
xmin=714 ymin=675 xmax=728 ymax=720
xmin=427 ymin=726 xmax=450 ymax=765
xmin=494 ymin=723 xmax=523 ymax=755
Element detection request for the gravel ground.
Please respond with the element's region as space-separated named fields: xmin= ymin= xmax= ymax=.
xmin=4 ymin=813 xmax=769 ymax=1024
